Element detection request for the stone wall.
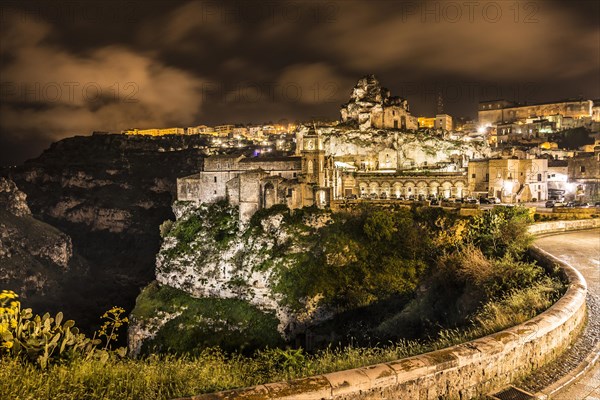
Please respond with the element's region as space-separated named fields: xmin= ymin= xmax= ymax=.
xmin=176 ymin=220 xmax=594 ymax=400
xmin=528 ymin=218 xmax=600 ymax=235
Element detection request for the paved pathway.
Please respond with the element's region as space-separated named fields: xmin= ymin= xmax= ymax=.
xmin=520 ymin=229 xmax=600 ymax=398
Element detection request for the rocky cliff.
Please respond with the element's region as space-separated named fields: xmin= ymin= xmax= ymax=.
xmin=304 ymin=125 xmax=491 ymax=168
xmin=0 ymin=177 xmax=84 ymax=315
xmin=1 ymin=133 xmax=215 ymax=332
xmin=129 ymin=203 xmax=334 ymax=355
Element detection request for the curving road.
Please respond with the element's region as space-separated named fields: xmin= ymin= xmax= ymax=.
xmin=521 ymin=229 xmax=600 ymax=398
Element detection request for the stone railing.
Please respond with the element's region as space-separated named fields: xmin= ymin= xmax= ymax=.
xmin=176 ymin=220 xmax=596 ymax=400
xmin=527 ymin=218 xmax=600 ymax=236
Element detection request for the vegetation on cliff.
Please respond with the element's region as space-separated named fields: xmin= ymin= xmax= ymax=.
xmin=2 ymin=274 xmax=562 ymax=399
xmin=132 ymin=283 xmax=283 ymax=355
xmin=133 ymin=202 xmax=563 ymax=356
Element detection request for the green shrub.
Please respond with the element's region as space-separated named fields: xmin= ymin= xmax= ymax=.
xmin=466 ymin=206 xmax=533 ymax=258
xmin=0 ymin=291 xmax=128 ymax=369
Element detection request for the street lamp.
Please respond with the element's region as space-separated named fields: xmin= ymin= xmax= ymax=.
xmin=503 ymin=180 xmax=514 ymax=203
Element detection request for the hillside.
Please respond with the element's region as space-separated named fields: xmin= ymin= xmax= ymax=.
xmin=1 ymin=133 xmax=215 ymax=332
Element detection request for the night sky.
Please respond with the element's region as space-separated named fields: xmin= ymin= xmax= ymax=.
xmin=1 ymin=0 xmax=599 ymax=166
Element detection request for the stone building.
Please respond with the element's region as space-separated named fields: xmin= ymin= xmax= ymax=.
xmin=342 ymin=172 xmax=467 ymax=200
xmin=418 ymin=114 xmax=454 ymax=131
xmin=567 ymin=151 xmax=600 ymax=201
xmin=177 ymin=154 xmax=306 ymax=222
xmin=478 ymin=99 xmax=593 ymax=127
xmin=547 ymin=160 xmax=569 ymax=200
xmin=177 ymin=128 xmax=339 ymax=223
xmin=435 ymin=114 xmax=453 ymax=131
xmin=468 ymin=158 xmax=548 ymax=202
xmin=340 ymin=75 xmax=418 ymax=131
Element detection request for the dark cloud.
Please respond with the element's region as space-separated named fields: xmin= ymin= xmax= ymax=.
xmin=0 ymin=8 xmax=206 ymax=164
xmin=1 ymin=0 xmax=598 ymax=166
xmin=308 ymin=1 xmax=599 ymax=80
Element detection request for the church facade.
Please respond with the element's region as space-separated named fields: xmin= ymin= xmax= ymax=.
xmin=177 ymin=129 xmax=336 ymax=223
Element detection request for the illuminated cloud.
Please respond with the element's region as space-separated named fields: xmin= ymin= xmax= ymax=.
xmin=308 ymin=1 xmax=599 ymax=80
xmin=0 ymin=11 xmax=206 ymax=143
xmin=277 ymin=63 xmax=350 ymax=104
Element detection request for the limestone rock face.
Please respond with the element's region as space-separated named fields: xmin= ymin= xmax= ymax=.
xmin=130 ymin=202 xmax=335 ymax=354
xmin=2 ymin=133 xmax=210 ymax=333
xmin=0 ymin=179 xmax=77 ymax=309
xmin=340 ymin=75 xmax=411 ymax=131
xmin=349 ymin=74 xmax=390 ymax=104
xmin=127 ymin=310 xmax=182 ymax=356
xmin=0 ymin=178 xmax=72 ymax=270
xmin=320 ymin=127 xmax=492 ymax=169
xmin=0 ymin=177 xmax=31 ymax=217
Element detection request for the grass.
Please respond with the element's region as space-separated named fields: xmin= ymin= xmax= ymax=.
xmin=132 ymin=284 xmax=284 ymax=355
xmin=1 ymin=277 xmax=564 ymax=400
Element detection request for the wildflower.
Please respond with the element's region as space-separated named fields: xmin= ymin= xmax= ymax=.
xmin=2 ymin=341 xmax=13 ymax=349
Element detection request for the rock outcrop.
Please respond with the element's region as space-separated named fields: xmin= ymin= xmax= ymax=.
xmin=129 ymin=202 xmax=335 ymax=355
xmin=0 ymin=177 xmax=32 ymax=217
xmin=321 ymin=127 xmax=491 ymax=168
xmin=340 ymin=75 xmax=417 ymax=131
xmin=1 ymin=133 xmax=215 ymax=333
xmin=0 ymin=178 xmax=77 ymax=311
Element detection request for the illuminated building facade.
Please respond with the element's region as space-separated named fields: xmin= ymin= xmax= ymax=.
xmin=468 ymin=158 xmax=548 ymax=202
xmin=478 ymin=99 xmax=593 ymax=127
xmin=122 ymin=127 xmax=186 ymax=136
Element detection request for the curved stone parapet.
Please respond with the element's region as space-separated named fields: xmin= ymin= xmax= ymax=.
xmin=177 ymin=219 xmax=596 ymax=400
xmin=527 ymin=218 xmax=600 ymax=236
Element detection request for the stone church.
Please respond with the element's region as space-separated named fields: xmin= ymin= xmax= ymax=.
xmin=177 ymin=128 xmax=337 ymax=223
xmin=340 ymin=74 xmax=419 ymax=131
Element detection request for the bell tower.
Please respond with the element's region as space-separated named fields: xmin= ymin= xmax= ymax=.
xmin=300 ymin=128 xmax=325 ymax=186
xmin=299 ymin=127 xmax=330 ymax=207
